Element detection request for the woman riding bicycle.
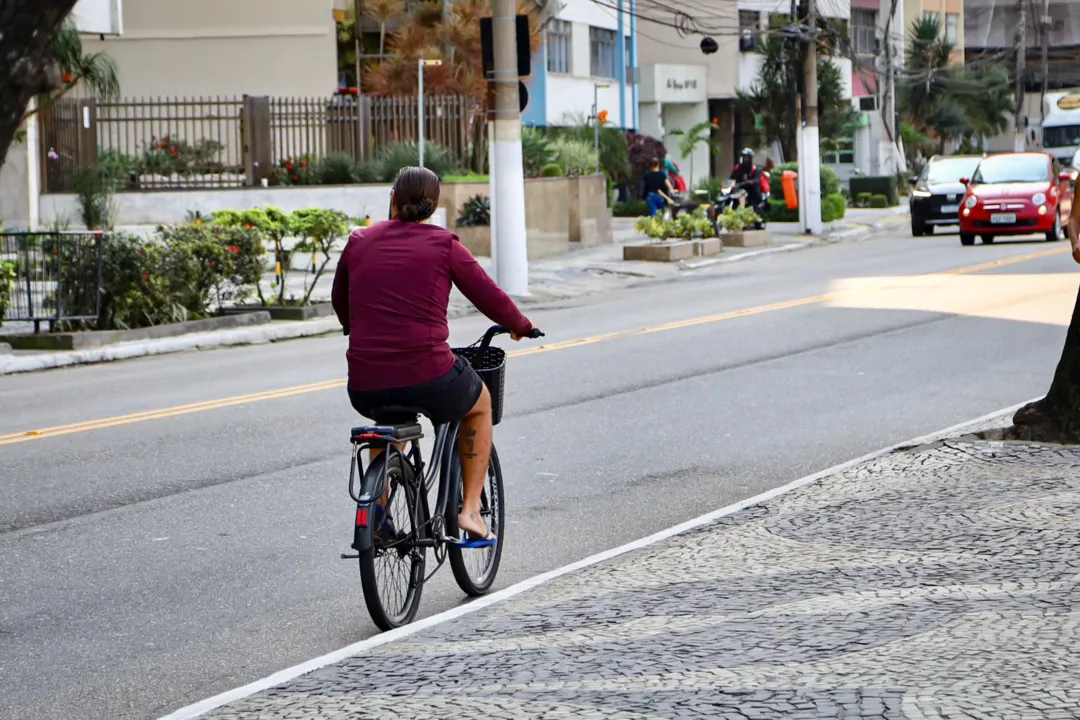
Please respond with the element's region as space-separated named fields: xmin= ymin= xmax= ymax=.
xmin=331 ymin=166 xmax=534 ymax=544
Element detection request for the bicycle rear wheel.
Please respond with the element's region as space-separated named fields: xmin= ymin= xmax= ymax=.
xmin=447 ymin=444 xmax=505 ymax=596
xmin=358 ymin=451 xmax=428 ymax=630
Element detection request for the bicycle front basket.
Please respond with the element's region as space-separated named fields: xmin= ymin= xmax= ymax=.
xmin=453 ymin=345 xmax=507 ymax=425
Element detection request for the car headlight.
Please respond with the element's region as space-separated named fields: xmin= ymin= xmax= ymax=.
xmin=912 ymin=189 xmax=931 ymax=198
xmin=1032 ymin=192 xmax=1047 ymax=205
xmin=964 ymin=195 xmax=978 ymax=209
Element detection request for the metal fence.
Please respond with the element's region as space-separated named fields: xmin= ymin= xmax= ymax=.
xmin=39 ymin=94 xmax=483 ymax=193
xmin=0 ymin=232 xmax=103 ymax=333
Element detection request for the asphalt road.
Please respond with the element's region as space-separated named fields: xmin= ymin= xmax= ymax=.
xmin=2 ymin=227 xmax=1078 ymax=720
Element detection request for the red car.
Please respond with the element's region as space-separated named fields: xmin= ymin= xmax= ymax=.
xmin=958 ymin=152 xmax=1071 ymax=246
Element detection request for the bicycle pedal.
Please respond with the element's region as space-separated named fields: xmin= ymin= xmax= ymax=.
xmin=340 ymin=553 xmax=361 ymax=559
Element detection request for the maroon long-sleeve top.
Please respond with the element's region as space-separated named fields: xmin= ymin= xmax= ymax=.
xmin=332 ymin=220 xmax=532 ymax=392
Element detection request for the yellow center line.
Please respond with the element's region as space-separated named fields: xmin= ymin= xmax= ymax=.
xmin=1 ymin=245 xmax=1069 ymax=446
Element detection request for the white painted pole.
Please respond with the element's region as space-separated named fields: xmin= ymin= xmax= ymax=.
xmin=491 ymin=0 xmax=529 ymax=296
xmin=418 ymin=58 xmax=425 ymax=168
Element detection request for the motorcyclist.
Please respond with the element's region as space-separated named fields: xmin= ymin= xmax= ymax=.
xmin=730 ymin=148 xmax=764 ymax=211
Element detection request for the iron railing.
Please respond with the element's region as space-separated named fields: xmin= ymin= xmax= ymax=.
xmin=39 ymin=94 xmax=483 ymax=192
xmin=0 ymin=232 xmax=103 ymax=333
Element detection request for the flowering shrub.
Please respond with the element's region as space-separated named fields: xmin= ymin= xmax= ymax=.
xmin=52 ymin=224 xmax=265 ymax=330
xmin=273 ymin=156 xmax=319 ymax=186
xmin=143 ymin=135 xmax=226 ymax=176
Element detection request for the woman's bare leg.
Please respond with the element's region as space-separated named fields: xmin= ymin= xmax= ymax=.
xmin=457 ymin=385 xmax=494 ymax=539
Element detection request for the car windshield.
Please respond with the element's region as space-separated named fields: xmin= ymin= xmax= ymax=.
xmin=971 ymin=155 xmax=1050 ymax=184
xmin=923 ymin=157 xmax=981 ymax=183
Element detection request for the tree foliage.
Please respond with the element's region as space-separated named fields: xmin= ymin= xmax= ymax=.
xmin=898 ymin=15 xmax=1011 ymax=154
xmin=0 ymin=0 xmax=81 ymax=168
xmin=734 ymin=23 xmax=857 ymax=161
xmin=361 ymin=0 xmax=544 ymax=105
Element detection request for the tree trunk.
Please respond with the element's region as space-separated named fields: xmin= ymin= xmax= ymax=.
xmin=0 ymin=0 xmax=78 ymax=169
xmin=1006 ymin=284 xmax=1080 ymax=443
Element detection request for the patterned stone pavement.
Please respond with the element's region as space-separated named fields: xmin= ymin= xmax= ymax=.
xmin=204 ymin=441 xmax=1080 ymax=719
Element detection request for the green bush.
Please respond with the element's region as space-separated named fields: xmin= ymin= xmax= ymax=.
xmin=540 ymin=163 xmax=563 ymax=177
xmin=314 ymin=153 xmax=380 ymax=185
xmin=849 ymin=175 xmax=899 ymax=206
xmin=550 ymin=137 xmax=599 ymax=177
xmin=73 ymin=164 xmax=121 ymax=230
xmin=769 ymin=162 xmax=840 ymax=208
xmin=613 ymin=200 xmax=648 ymax=217
xmin=143 ymin=135 xmax=226 ymax=177
xmin=444 ymin=173 xmax=489 ymax=183
xmin=456 ymin=195 xmax=491 ymax=227
xmin=719 ymin=205 xmax=761 ymax=232
xmin=856 ymin=192 xmax=873 ymax=208
xmin=97 ymin=148 xmax=140 ymax=190
xmin=290 ymin=208 xmax=353 ymax=304
xmin=822 ymin=192 xmax=846 ymax=222
xmin=634 ymin=206 xmax=716 ymax=240
xmin=377 ymin=141 xmax=459 ymax=181
xmin=869 ymin=194 xmax=889 ymax=208
xmin=767 ymin=196 xmax=799 ymax=222
xmin=0 ymin=260 xmax=15 ymax=326
xmin=522 ymin=127 xmax=555 ymax=177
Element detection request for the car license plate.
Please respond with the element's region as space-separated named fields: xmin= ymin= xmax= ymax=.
xmin=991 ymin=213 xmax=1016 ymax=224
xmin=941 ymin=204 xmax=959 ymax=213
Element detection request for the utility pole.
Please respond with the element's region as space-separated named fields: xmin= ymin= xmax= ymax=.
xmin=1014 ymin=0 xmax=1028 ymax=151
xmin=1039 ymin=0 xmax=1052 ymax=137
xmin=490 ymin=0 xmax=529 ymax=296
xmin=799 ymin=0 xmax=823 ymax=235
xmin=354 ymin=0 xmax=367 ymax=159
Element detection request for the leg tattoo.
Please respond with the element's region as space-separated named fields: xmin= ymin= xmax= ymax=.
xmin=463 ymin=427 xmax=478 ymax=459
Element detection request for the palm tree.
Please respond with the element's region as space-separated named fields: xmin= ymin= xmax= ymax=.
xmin=898 ymin=16 xmax=1011 ymax=155
xmin=735 ymin=20 xmax=857 ymax=161
xmin=365 ymin=0 xmax=406 ymax=57
xmin=669 ymin=120 xmax=718 ymax=184
xmin=21 ymin=19 xmax=119 ymax=125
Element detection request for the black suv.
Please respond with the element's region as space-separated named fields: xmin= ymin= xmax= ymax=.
xmin=909 ymin=154 xmax=984 ymax=236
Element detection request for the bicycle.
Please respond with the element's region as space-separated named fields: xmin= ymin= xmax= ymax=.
xmin=341 ymin=324 xmax=544 ymax=630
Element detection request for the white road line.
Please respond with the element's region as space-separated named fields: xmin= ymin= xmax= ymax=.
xmin=158 ymin=398 xmax=1035 ymax=720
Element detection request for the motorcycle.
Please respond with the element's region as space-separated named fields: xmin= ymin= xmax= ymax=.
xmin=717 ymin=180 xmax=770 ymax=230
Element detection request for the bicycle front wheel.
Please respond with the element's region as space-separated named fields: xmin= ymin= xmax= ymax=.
xmin=447 ymin=444 xmax=505 ymax=597
xmin=358 ymin=451 xmax=428 ymax=630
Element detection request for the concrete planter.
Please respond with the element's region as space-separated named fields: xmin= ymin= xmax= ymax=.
xmin=455 ymin=226 xmax=491 ymax=256
xmin=723 ymin=230 xmax=771 ymax=247
xmin=3 ymin=311 xmax=271 ymax=351
xmin=623 ymin=241 xmax=696 ymax=262
xmin=695 ymin=237 xmax=723 ymax=256
xmin=220 ymin=302 xmax=335 ymax=321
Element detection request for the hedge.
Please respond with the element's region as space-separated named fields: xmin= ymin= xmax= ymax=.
xmin=849 ymin=175 xmax=899 ymax=207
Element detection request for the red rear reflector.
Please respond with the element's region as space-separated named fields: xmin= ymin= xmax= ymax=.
xmin=356 ymin=508 xmax=368 ymax=527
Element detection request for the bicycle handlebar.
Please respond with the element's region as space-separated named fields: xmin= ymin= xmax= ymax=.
xmin=480 ymin=325 xmax=545 ymax=347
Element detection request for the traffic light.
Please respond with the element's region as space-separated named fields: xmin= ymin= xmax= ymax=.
xmin=598 ymin=110 xmax=609 ymax=125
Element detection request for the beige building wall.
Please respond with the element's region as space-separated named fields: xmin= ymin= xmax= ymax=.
xmin=636 ymin=11 xmax=739 ymax=100
xmin=83 ymin=0 xmax=339 ymax=98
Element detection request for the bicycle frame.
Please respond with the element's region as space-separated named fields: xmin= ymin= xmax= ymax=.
xmin=347 ymin=419 xmax=461 ymax=554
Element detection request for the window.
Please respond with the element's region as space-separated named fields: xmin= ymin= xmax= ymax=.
xmin=589 ymin=26 xmax=616 ymax=78
xmin=851 ymin=9 xmax=876 ymax=58
xmin=821 ymin=137 xmax=855 ymax=165
xmin=739 ymin=10 xmax=760 ymax=52
xmin=546 ymin=19 xmax=572 ymax=74
xmin=944 ymin=13 xmax=958 ymax=43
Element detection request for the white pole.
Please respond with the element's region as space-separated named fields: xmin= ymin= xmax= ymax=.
xmin=418 ymin=58 xmax=425 ymax=168
xmin=491 ymin=0 xmax=529 ymax=296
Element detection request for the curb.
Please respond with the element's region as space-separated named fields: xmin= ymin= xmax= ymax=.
xmin=156 ymin=399 xmax=1034 ymax=720
xmin=680 ymin=242 xmax=812 ymax=270
xmin=0 ymin=317 xmax=342 ymax=376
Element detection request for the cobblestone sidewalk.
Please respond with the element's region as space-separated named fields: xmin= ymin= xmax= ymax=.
xmin=201 ymin=439 xmax=1080 ymax=720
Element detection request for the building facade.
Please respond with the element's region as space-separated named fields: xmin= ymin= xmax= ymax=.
xmin=522 ymin=0 xmax=637 ymax=131
xmin=78 ymin=0 xmax=339 ymax=98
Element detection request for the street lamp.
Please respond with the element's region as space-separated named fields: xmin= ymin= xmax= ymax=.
xmin=593 ymin=83 xmax=611 ymax=174
xmin=418 ymin=58 xmax=443 ymax=168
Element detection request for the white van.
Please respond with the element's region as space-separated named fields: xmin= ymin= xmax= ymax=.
xmin=1043 ymin=91 xmax=1080 ymax=166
